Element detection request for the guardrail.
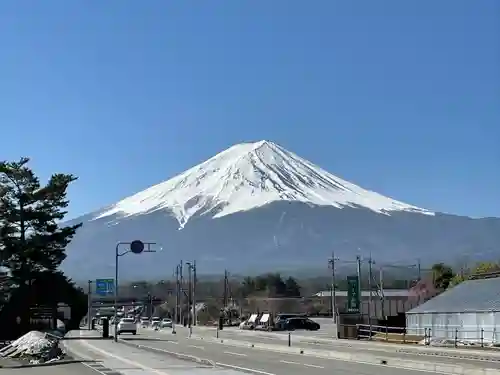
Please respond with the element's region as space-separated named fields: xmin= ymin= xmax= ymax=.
xmin=356 ymin=324 xmax=415 ymax=343
xmin=356 ymin=324 xmax=497 ymax=348
xmin=420 ymin=327 xmax=498 ymax=347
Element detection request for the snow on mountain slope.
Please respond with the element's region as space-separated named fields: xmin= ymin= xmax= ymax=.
xmin=94 ymin=140 xmax=434 ymax=227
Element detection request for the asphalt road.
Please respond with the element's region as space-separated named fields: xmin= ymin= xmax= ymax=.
xmin=146 ymin=326 xmax=500 ymax=370
xmin=1 ymin=363 xmax=112 ymax=375
xmin=121 ymin=331 xmax=445 ymax=375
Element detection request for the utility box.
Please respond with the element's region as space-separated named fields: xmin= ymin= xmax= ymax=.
xmin=102 ymin=318 xmax=109 ymax=339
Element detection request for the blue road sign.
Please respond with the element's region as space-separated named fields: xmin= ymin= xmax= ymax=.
xmin=95 ymin=278 xmax=114 ymax=296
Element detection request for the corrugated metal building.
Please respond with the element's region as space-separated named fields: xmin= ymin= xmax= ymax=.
xmin=406 ymin=277 xmax=500 ymax=343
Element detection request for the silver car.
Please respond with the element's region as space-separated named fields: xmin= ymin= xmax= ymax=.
xmin=160 ymin=318 xmax=173 ymax=328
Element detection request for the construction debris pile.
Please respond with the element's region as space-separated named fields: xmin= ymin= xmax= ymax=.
xmin=423 ymin=337 xmax=500 ymax=348
xmin=0 ymin=331 xmax=65 ymax=364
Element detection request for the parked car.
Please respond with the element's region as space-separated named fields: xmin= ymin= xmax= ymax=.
xmin=282 ymin=317 xmax=320 ymax=331
xmin=150 ymin=317 xmax=160 ymax=329
xmin=117 ymin=318 xmax=137 ymax=335
xmin=160 ymin=318 xmax=173 ymax=328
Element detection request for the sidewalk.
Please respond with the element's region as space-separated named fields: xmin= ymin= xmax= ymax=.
xmin=62 ymin=330 xmax=243 ymax=375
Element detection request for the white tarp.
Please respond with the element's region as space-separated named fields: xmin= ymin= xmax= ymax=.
xmin=248 ymin=314 xmax=258 ymax=323
xmin=260 ymin=313 xmax=269 ymax=323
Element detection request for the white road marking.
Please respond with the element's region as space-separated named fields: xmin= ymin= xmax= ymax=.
xmin=224 ymin=351 xmax=247 ymax=356
xmin=304 ymin=363 xmax=324 ymax=369
xmin=81 ymin=363 xmax=109 ymax=375
xmin=188 ymin=344 xmax=205 ymax=350
xmin=80 ymin=339 xmax=172 ymax=375
xmin=139 ymin=333 xmax=180 ymax=344
xmin=280 ymin=360 xmax=324 ymax=369
xmin=216 ymin=362 xmax=276 ymax=375
xmin=280 ymin=360 xmax=300 ymax=365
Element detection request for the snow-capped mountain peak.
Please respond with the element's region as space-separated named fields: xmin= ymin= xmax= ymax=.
xmin=94 ymin=140 xmax=433 ymax=227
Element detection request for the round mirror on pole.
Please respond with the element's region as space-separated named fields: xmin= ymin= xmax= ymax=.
xmin=130 ymin=240 xmax=145 ymax=254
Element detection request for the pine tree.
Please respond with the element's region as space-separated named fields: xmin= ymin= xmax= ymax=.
xmin=284 ymin=276 xmax=301 ymax=297
xmin=0 ymin=157 xmax=82 ymax=285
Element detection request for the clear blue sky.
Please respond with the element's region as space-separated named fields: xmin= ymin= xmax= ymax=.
xmin=1 ymin=1 xmax=499 ymax=219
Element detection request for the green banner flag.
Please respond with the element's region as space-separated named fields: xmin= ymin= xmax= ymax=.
xmin=347 ymin=275 xmax=360 ymax=313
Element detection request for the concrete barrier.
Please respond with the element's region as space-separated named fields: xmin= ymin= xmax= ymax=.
xmin=116 ymin=337 xmax=216 ymax=367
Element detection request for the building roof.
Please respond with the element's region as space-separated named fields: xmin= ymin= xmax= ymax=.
xmin=314 ymin=289 xmax=411 ymax=298
xmin=407 ymin=277 xmax=500 ymax=314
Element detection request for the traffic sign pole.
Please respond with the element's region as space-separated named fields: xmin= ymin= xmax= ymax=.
xmin=87 ymin=280 xmax=92 ymax=330
xmin=114 ymin=240 xmax=158 ymax=342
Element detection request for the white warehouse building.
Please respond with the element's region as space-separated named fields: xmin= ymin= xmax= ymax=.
xmin=406 ymin=277 xmax=500 ymax=344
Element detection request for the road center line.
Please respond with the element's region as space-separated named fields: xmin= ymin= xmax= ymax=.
xmin=224 ymin=351 xmax=247 ymax=357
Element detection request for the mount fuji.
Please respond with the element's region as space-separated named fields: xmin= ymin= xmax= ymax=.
xmin=62 ymin=141 xmax=500 ymax=281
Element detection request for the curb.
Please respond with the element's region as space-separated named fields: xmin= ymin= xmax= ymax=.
xmin=192 ymin=335 xmax=500 ymax=375
xmin=0 ymin=359 xmax=92 ymax=369
xmin=116 ymin=337 xmax=216 ymax=367
xmin=204 ymin=331 xmax=500 ymax=363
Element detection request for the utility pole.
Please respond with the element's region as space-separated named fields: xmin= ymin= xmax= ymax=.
xmin=179 ymin=260 xmax=184 ymax=325
xmin=368 ymin=255 xmax=374 ymax=326
xmin=223 ymin=270 xmax=228 ymax=308
xmin=173 ymin=264 xmax=179 ymax=333
xmin=379 ymin=267 xmax=385 ymax=319
xmin=87 ymin=280 xmax=92 ymax=330
xmin=356 ymin=255 xmax=362 ymax=318
xmin=186 ymin=262 xmax=193 ymax=328
xmin=192 ymin=260 xmax=197 ymax=326
xmin=148 ymin=292 xmax=153 ymax=319
xmin=417 ymin=259 xmax=422 ymax=281
xmin=328 ymin=252 xmax=337 ymax=323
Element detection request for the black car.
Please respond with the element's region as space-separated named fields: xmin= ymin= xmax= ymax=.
xmin=282 ymin=317 xmax=320 ymax=331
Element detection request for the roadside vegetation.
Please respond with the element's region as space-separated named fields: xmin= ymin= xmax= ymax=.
xmin=0 ymin=157 xmax=87 ymax=340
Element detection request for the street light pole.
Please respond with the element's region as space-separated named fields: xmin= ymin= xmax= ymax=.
xmin=114 ymin=240 xmax=157 ymax=342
